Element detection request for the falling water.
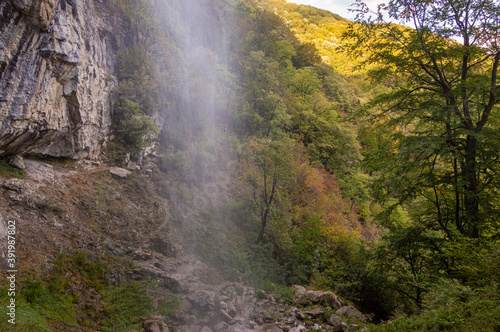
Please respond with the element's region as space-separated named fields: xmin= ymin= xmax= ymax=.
xmin=155 ymin=0 xmax=237 ymax=187
xmin=143 ymin=1 xmax=245 ymax=327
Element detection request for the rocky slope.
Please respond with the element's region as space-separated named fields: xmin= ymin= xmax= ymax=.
xmin=0 ymin=0 xmax=125 ymax=159
xmin=0 ymin=154 xmax=369 ymax=331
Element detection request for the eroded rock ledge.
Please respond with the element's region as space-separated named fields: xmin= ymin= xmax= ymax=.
xmin=0 ymin=0 xmax=124 ymax=159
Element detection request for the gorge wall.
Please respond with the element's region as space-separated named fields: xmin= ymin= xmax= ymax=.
xmin=0 ymin=0 xmax=124 ymax=159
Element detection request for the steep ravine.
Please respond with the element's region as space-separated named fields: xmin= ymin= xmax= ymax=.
xmin=0 ymin=156 xmax=369 ymax=331
xmin=0 ymin=0 xmax=371 ymax=330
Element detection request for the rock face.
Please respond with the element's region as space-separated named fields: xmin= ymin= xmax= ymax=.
xmin=0 ymin=0 xmax=123 ymax=159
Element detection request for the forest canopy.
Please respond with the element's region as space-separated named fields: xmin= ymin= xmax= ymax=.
xmin=105 ymin=0 xmax=500 ymax=329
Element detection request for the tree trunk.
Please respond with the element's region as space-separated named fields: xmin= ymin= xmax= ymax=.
xmin=462 ymin=135 xmax=479 ymax=238
xmin=256 ymin=206 xmax=270 ymax=243
xmin=452 ymin=157 xmax=461 ymax=235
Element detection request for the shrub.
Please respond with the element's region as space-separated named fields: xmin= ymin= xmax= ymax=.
xmin=115 ymin=99 xmax=158 ymax=158
xmin=103 ymin=280 xmax=154 ymax=330
xmin=23 ymin=281 xmax=44 ymax=304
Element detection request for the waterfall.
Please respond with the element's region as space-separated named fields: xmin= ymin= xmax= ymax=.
xmin=154 ymin=0 xmax=237 ymax=187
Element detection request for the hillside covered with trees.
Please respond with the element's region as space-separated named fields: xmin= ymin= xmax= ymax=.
xmin=103 ymin=0 xmax=500 ymax=328
xmin=1 ymin=0 xmax=499 ymax=331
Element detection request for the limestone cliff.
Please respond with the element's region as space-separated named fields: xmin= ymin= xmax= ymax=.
xmin=0 ymin=0 xmax=123 ymax=159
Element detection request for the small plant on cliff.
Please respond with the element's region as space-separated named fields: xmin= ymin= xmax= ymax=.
xmin=38 ymin=199 xmax=66 ymax=218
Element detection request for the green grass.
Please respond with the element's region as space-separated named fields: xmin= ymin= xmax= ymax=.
xmin=369 ymin=297 xmax=500 ymax=331
xmin=49 ymin=252 xmax=109 ymax=292
xmin=0 ymin=158 xmax=24 ymax=179
xmin=103 ymin=280 xmax=154 ymax=330
xmin=1 ymin=252 xmax=179 ymax=332
xmin=0 ymin=274 xmax=77 ymax=331
xmin=103 ymin=278 xmax=179 ymax=331
xmin=38 ymin=156 xmax=76 ymax=168
xmin=253 ymin=280 xmax=295 ymax=304
xmin=0 ymin=309 xmax=51 ymax=331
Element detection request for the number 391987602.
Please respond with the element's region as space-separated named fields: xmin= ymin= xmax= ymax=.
xmin=7 ymin=220 xmax=16 ymax=268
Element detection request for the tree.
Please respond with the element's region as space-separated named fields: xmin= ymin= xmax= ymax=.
xmin=112 ymin=45 xmax=159 ymax=158
xmin=239 ymin=51 xmax=286 ymax=137
xmin=348 ymin=0 xmax=500 ymax=239
xmin=237 ymin=138 xmax=296 ymax=244
xmin=292 ymin=42 xmax=322 ymax=68
xmin=285 ymin=67 xmax=368 ymax=211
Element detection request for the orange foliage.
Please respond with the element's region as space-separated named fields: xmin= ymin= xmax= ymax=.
xmin=292 ymin=158 xmax=363 ymax=244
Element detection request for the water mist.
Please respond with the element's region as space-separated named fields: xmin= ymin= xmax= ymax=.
xmin=148 ymin=0 xmax=241 ymax=283
xmin=146 ymin=0 xmax=247 ymax=328
xmin=155 ymin=0 xmax=236 ymax=185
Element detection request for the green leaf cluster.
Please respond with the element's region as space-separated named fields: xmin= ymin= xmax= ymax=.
xmin=112 ymin=46 xmax=159 ymax=158
xmin=339 ymin=0 xmax=500 ymax=324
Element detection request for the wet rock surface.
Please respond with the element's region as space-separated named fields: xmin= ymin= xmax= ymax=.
xmin=148 ymin=253 xmax=370 ymax=331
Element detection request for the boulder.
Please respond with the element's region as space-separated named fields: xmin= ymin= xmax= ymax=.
xmin=188 ymin=290 xmax=216 ymax=312
xmin=2 ymin=177 xmax=45 ymax=206
xmin=2 ymin=178 xmax=26 ymax=193
xmin=329 ymin=314 xmax=348 ymax=332
xmin=152 ymin=237 xmax=177 ymax=257
xmin=142 ymin=314 xmax=169 ymax=332
xmin=24 ymin=159 xmax=55 ymax=183
xmin=127 ymin=161 xmax=141 ymax=170
xmin=252 ymin=310 xmax=275 ymax=325
xmin=170 ymin=311 xmax=198 ymax=325
xmin=104 ymin=238 xmax=125 ymax=256
xmin=304 ymin=308 xmax=325 ymax=319
xmin=292 ymin=285 xmax=343 ymax=310
xmin=170 ymin=325 xmax=200 ymax=332
xmin=213 ymin=322 xmax=228 ymax=332
xmin=226 ymin=324 xmax=248 ymax=332
xmin=160 ymin=274 xmax=190 ymax=293
xmin=219 ymin=309 xmax=233 ymax=323
xmin=8 ymin=155 xmax=25 ymax=170
xmin=110 ymin=167 xmax=131 ymax=178
xmin=123 ymin=153 xmax=131 ymax=165
xmin=336 ymin=305 xmax=366 ymax=322
xmin=220 ymin=301 xmax=237 ymax=318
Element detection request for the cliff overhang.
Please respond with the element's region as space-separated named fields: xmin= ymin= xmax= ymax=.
xmin=0 ymin=0 xmax=123 ymax=159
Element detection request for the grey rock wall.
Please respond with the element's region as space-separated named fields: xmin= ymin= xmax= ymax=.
xmin=0 ymin=0 xmax=122 ymax=159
